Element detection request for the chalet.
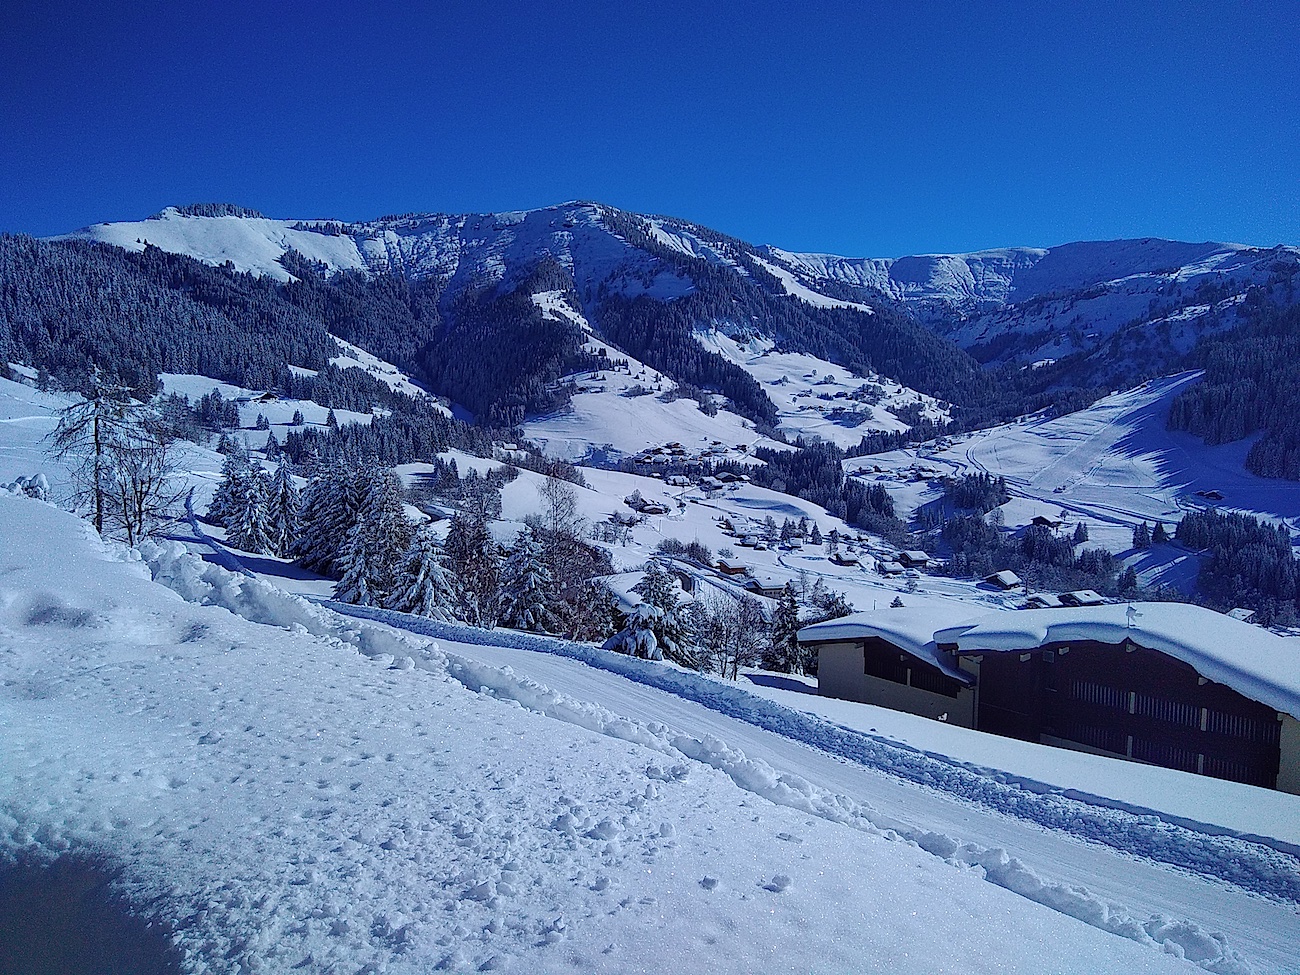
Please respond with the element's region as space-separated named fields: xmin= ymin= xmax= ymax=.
xmin=1228 ymin=608 xmax=1257 ymax=623
xmin=876 ymin=560 xmax=904 ymax=576
xmin=829 ymin=552 xmax=860 ymax=567
xmin=1031 ymin=515 xmax=1065 ymax=529
xmin=742 ymin=575 xmax=788 ymax=599
xmin=716 ymin=558 xmax=749 ymax=576
xmin=1023 ymin=593 xmax=1063 ymax=609
xmin=897 ymin=551 xmax=930 ymax=569
xmin=715 ymin=471 xmax=738 ymax=483
xmin=801 ymin=603 xmax=1300 ymax=793
xmin=1197 ymin=489 xmax=1226 ymax=502
xmin=984 ymin=570 xmax=1022 ymax=590
xmin=798 ymin=608 xmax=978 ymax=726
xmin=639 ymin=502 xmax=671 ymax=515
xmin=700 ymin=476 xmax=725 ymax=492
xmin=1060 ymin=589 xmax=1104 ymax=607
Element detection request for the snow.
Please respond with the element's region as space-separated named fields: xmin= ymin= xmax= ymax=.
xmin=693 ymin=328 xmax=949 ymax=447
xmin=938 ymin=603 xmax=1300 ymax=721
xmin=848 ymin=373 xmax=1300 ymax=572
xmin=54 ymin=207 xmax=372 ymax=282
xmin=519 ymin=289 xmax=786 ymax=462
xmin=328 ymin=338 xmax=446 ymax=409
xmin=735 ymin=671 xmax=1300 ymax=848
xmin=748 ymin=253 xmax=873 ymax=313
xmin=329 ymin=603 xmax=1299 ymax=974
xmin=0 ymin=494 xmax=1212 ymax=975
xmin=4 ymin=372 xmax=1300 ymax=973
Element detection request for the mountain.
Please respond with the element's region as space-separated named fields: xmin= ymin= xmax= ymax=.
xmin=762 ymin=238 xmax=1300 ymax=369
xmin=27 ymin=202 xmax=1300 ymax=474
xmin=43 ymin=203 xmax=989 ymax=444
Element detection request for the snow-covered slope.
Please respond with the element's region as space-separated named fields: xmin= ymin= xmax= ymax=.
xmin=1 ymin=494 xmax=1219 ymax=975
xmin=694 ymin=328 xmax=949 ymax=447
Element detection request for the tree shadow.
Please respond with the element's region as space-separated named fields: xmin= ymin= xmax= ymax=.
xmin=0 ymin=855 xmax=183 ymax=975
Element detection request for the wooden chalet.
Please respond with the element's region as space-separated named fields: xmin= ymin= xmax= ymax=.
xmin=984 ymin=570 xmax=1022 ymax=590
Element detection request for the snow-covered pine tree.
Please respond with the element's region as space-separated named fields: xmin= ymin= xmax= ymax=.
xmin=293 ymin=463 xmax=367 ymax=576
xmin=444 ymin=513 xmax=501 ymax=627
xmin=764 ymin=583 xmax=802 ymax=673
xmin=267 ymin=462 xmax=300 ymax=557
xmin=332 ymin=467 xmax=412 ymax=605
xmin=207 ymin=447 xmax=250 ymax=525
xmin=632 ymin=562 xmax=697 ymax=667
xmin=386 ymin=526 xmax=458 ymax=620
xmin=227 ymin=465 xmax=272 ymax=554
xmin=498 ymin=527 xmax=557 ymax=633
xmin=604 ymin=602 xmax=663 ymax=660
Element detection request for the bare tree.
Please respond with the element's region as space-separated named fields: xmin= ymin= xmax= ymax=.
xmin=694 ymin=592 xmax=768 ymax=680
xmin=48 ymin=379 xmax=182 ymax=543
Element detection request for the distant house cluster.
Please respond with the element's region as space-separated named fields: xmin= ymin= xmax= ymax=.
xmin=800 ymin=603 xmax=1300 ymax=793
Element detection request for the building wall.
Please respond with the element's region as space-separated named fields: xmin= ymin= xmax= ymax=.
xmin=815 ymin=640 xmax=975 ymax=728
xmin=1278 ymin=714 xmax=1300 ymax=796
xmin=964 ymin=639 xmax=1286 ymax=790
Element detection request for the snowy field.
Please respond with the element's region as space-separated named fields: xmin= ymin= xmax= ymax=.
xmin=520 ymin=290 xmax=783 ymax=462
xmin=849 ymin=372 xmax=1300 ymax=565
xmin=694 ymin=329 xmax=949 ymax=448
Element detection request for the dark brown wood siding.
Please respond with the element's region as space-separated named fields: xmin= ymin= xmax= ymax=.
xmin=963 ymin=640 xmax=1283 ymax=788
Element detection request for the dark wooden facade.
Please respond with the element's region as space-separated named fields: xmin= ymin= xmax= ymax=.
xmin=947 ymin=638 xmax=1284 ymax=788
xmin=861 ymin=637 xmax=966 ymax=699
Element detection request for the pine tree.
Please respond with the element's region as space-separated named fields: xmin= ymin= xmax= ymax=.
xmin=207 ymin=446 xmax=250 ymax=525
xmin=1152 ymin=521 xmax=1169 ymax=544
xmin=1132 ymin=522 xmax=1152 ymax=550
xmin=334 ymin=467 xmax=412 ymax=605
xmin=498 ymin=528 xmax=557 ymax=632
xmin=764 ymin=583 xmax=802 ymax=673
xmin=445 ymin=513 xmax=501 ymax=627
xmin=386 ymin=525 xmax=457 ymax=619
xmin=604 ymin=602 xmax=663 ymax=660
xmin=810 ymin=523 xmax=822 ymax=546
xmin=1072 ymin=522 xmax=1089 ymax=545
xmin=227 ymin=465 xmax=272 ymax=554
xmin=890 ymin=595 xmax=905 ymax=608
xmin=293 ymin=463 xmax=367 ymax=576
xmin=633 ymin=562 xmax=697 ymax=667
xmin=1119 ymin=566 xmax=1139 ymax=591
xmin=267 ymin=462 xmax=300 ymax=557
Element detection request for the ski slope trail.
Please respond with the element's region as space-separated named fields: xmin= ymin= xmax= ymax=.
xmin=331 ymin=605 xmax=1300 ymax=975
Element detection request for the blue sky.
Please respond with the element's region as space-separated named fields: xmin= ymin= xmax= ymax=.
xmin=2 ymin=1 xmax=1296 ymax=255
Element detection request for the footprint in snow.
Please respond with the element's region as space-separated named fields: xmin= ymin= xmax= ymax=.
xmin=762 ymin=874 xmax=792 ymax=893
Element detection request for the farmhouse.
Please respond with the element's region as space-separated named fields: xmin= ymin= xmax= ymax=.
xmin=897 ymin=550 xmax=930 ymax=568
xmin=800 ymin=603 xmax=1300 ymax=793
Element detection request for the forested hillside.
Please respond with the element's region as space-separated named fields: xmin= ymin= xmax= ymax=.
xmin=0 ymin=235 xmax=337 ymax=392
xmin=1167 ymin=294 xmax=1300 ymax=479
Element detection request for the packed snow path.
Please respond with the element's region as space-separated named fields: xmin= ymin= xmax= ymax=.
xmin=330 ymin=605 xmax=1300 ymax=975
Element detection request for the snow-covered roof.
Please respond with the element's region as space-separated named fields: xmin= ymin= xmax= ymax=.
xmin=938 ymin=603 xmax=1300 ymax=720
xmin=1062 ymin=589 xmax=1104 ymax=606
xmin=1024 ymin=593 xmax=1063 ymax=608
xmin=985 ymin=570 xmax=1022 ymax=589
xmin=798 ymin=608 xmax=974 ymax=684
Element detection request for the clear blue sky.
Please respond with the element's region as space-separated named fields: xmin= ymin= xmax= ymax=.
xmin=2 ymin=1 xmax=1297 ymax=256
